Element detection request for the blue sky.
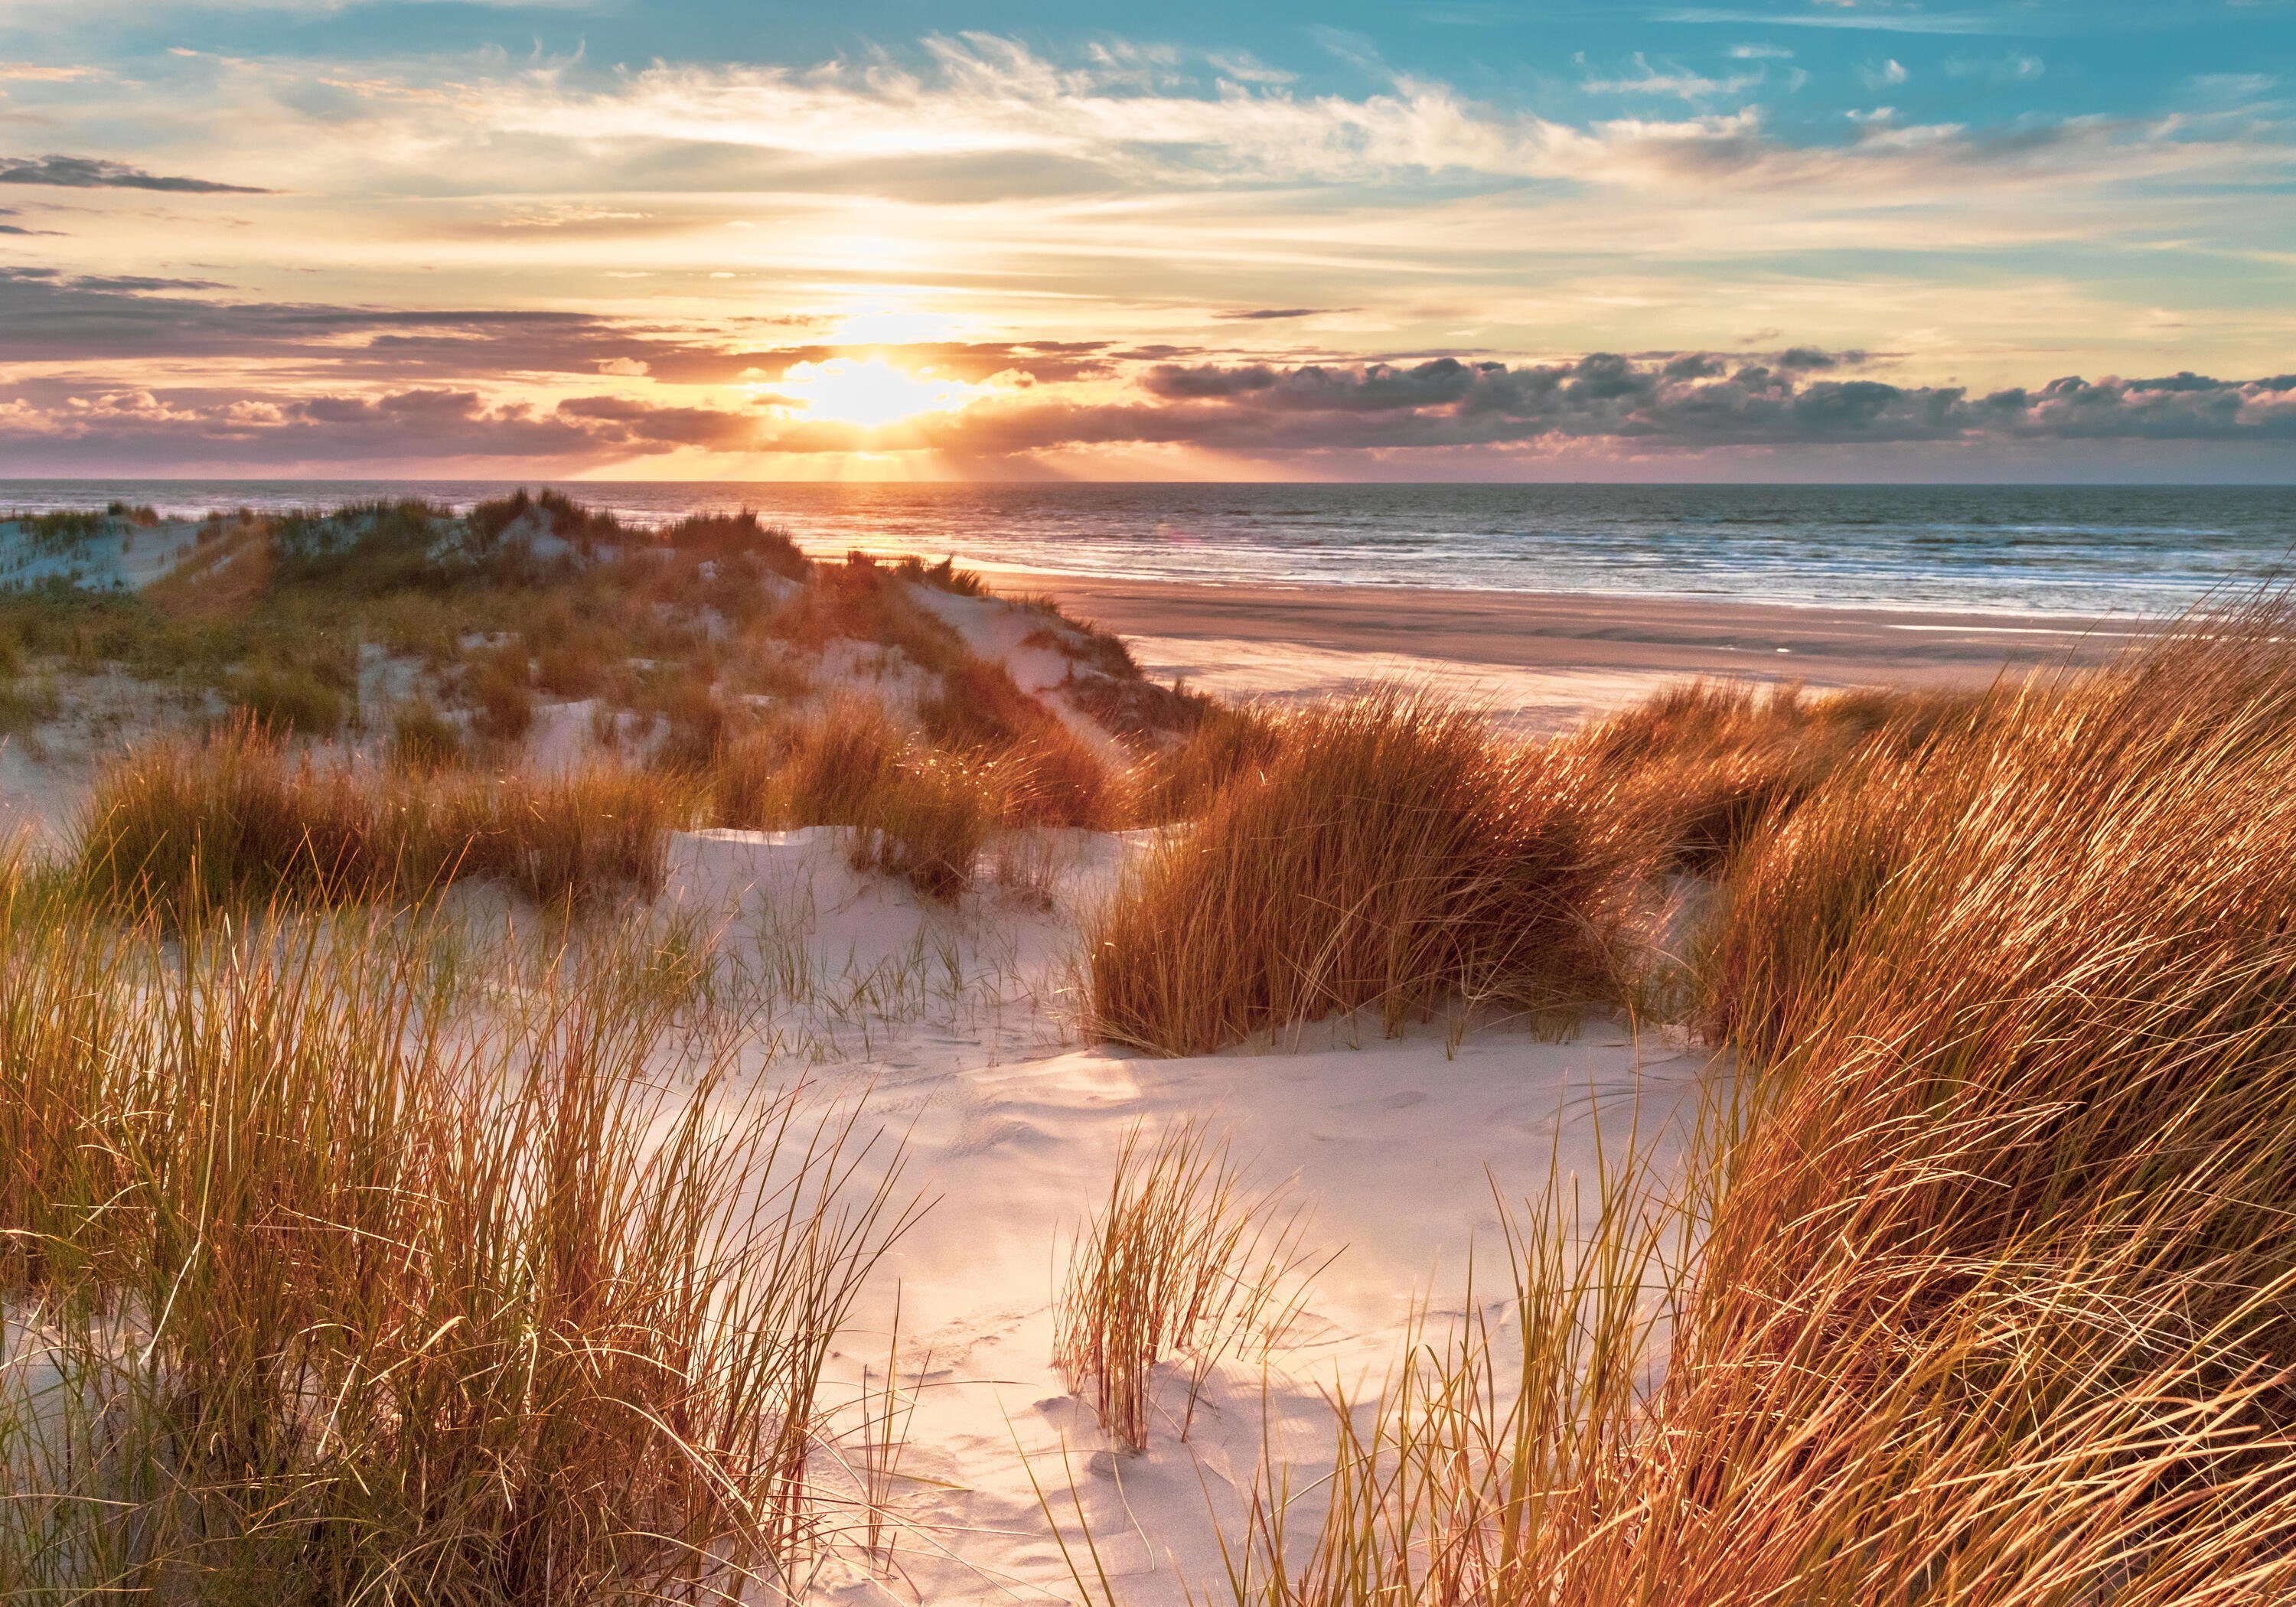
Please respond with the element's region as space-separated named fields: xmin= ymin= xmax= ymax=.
xmin=0 ymin=0 xmax=2289 ymax=478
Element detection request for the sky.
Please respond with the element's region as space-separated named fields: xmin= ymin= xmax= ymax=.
xmin=0 ymin=0 xmax=2291 ymax=481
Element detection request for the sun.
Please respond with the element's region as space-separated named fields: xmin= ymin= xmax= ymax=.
xmin=773 ymin=356 xmax=978 ymax=430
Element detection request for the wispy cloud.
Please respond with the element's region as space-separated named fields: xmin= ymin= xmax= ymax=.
xmin=1656 ymin=8 xmax=2027 ymax=34
xmin=1949 ymin=50 xmax=2046 ymax=82
xmin=1583 ymin=53 xmax=1764 ymax=98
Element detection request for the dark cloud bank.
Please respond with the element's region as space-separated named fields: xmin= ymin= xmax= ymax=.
xmin=0 ymin=155 xmax=273 ymax=194
xmin=0 ymin=272 xmax=2288 ymax=468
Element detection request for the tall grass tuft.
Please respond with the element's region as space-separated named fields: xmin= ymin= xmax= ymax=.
xmin=74 ymin=719 xmax=679 ymax=917
xmin=1123 ymin=698 xmax=1283 ymax=826
xmin=1567 ymin=678 xmax=1981 ymax=872
xmin=844 ymin=748 xmax=1001 ymax=901
xmin=705 ymin=702 xmax=994 ymax=898
xmin=1054 ymin=1120 xmax=1316 ymax=1453
xmin=1088 ymin=689 xmax=1632 ymax=1055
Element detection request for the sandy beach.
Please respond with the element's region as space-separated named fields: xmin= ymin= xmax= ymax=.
xmin=1020 ymin=573 xmax=2155 ymax=730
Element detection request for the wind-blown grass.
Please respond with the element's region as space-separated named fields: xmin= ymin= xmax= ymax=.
xmin=0 ymin=886 xmax=918 ymax=1601
xmin=74 ymin=718 xmax=678 ymax=916
xmin=1054 ymin=1120 xmax=1316 ymax=1453
xmin=1201 ymin=610 xmax=2296 ymax=1605
xmin=1087 ymin=689 xmax=1636 ymax=1055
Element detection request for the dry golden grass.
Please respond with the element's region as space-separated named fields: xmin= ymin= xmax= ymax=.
xmin=702 ymin=700 xmax=997 ymax=898
xmin=1567 ymin=678 xmax=1981 ymax=872
xmin=844 ymin=748 xmax=1001 ymax=900
xmin=1122 ymin=698 xmax=1284 ymax=826
xmin=387 ymin=695 xmax=462 ymax=771
xmin=921 ymin=655 xmax=1115 ymax=830
xmin=75 ymin=719 xmax=679 ymax=917
xmin=1087 ymin=689 xmax=1637 ymax=1055
xmin=0 ymin=885 xmax=917 ymax=1600
xmin=1196 ymin=608 xmax=2296 ymax=1606
xmin=1053 ymin=1120 xmax=1316 ymax=1453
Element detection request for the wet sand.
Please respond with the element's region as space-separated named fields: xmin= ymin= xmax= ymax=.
xmin=1020 ymin=575 xmax=2157 ymax=731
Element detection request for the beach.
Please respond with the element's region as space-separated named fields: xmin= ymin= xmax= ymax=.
xmin=0 ymin=492 xmax=2286 ymax=1601
xmin=1027 ymin=573 xmax=2151 ymax=730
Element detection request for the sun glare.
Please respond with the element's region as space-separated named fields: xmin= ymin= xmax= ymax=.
xmin=771 ymin=356 xmax=978 ymax=429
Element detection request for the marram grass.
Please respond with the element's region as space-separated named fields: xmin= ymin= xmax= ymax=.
xmin=1174 ymin=610 xmax=2296 ymax=1606
xmin=0 ymin=883 xmax=919 ymax=1602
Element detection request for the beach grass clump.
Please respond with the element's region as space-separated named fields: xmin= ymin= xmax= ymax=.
xmin=992 ymin=727 xmax=1112 ymax=830
xmin=1054 ymin=1120 xmax=1313 ymax=1453
xmin=1569 ymin=678 xmax=1981 ymax=873
xmin=462 ymin=640 xmax=536 ymax=744
xmin=889 ymin=553 xmax=987 ymax=597
xmin=721 ymin=703 xmax=1000 ymax=898
xmin=224 ymin=657 xmax=351 ymax=736
xmin=1087 ymin=689 xmax=1630 ymax=1055
xmin=75 ymin=719 xmax=381 ymax=914
xmin=704 ymin=699 xmax=1081 ymax=898
xmin=466 ymin=764 xmax=682 ymax=907
xmin=843 ymin=748 xmax=1003 ymax=901
xmin=73 ymin=719 xmax=678 ymax=917
xmin=388 ymin=696 xmax=462 ymax=771
xmin=1123 ymin=697 xmax=1284 ymax=825
xmin=0 ymin=892 xmax=914 ymax=1600
xmin=919 ymin=657 xmax=1114 ymax=830
xmin=712 ymin=698 xmax=909 ymax=831
xmin=784 ymin=554 xmax=969 ymax=678
xmin=918 ymin=654 xmax=1050 ymax=751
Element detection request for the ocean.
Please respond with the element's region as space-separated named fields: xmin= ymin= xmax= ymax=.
xmin=2 ymin=481 xmax=2290 ymax=618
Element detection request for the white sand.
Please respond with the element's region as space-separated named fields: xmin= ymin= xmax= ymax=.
xmin=1124 ymin=633 xmax=1692 ymax=735
xmin=657 ymin=826 xmax=1712 ymax=1605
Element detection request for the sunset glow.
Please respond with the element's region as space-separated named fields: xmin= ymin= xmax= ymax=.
xmin=769 ymin=358 xmax=984 ymax=432
xmin=0 ymin=2 xmax=2286 ymax=481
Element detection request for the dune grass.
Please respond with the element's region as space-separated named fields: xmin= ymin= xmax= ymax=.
xmin=702 ymin=697 xmax=1110 ymax=898
xmin=1053 ymin=1120 xmax=1316 ymax=1453
xmin=75 ymin=719 xmax=679 ymax=917
xmin=1087 ymin=689 xmax=1637 ymax=1055
xmin=0 ymin=883 xmax=917 ymax=1601
xmin=703 ymin=700 xmax=993 ymax=898
xmin=1121 ymin=698 xmax=1283 ymax=826
xmin=1566 ymin=677 xmax=1984 ymax=872
xmin=1191 ymin=611 xmax=2296 ymax=1605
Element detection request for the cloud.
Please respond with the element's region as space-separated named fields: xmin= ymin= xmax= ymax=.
xmin=1655 ymin=8 xmax=2023 ymax=34
xmin=0 ymin=63 xmax=103 ymax=82
xmin=1582 ymin=54 xmax=1763 ymax=99
xmin=0 ymin=383 xmax=605 ymax=469
xmin=1949 ymin=51 xmax=2046 ymax=83
xmin=1216 ymin=307 xmax=1344 ymax=321
xmin=11 ymin=351 xmax=2288 ymax=473
xmin=1086 ymin=354 xmax=2296 ymax=454
xmin=0 ymin=269 xmax=1150 ymax=396
xmin=0 ymin=154 xmax=273 ymax=194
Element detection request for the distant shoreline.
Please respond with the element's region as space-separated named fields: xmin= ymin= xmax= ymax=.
xmin=1003 ymin=571 xmax=2152 ymax=730
xmin=1026 ymin=571 xmax=2145 ymax=681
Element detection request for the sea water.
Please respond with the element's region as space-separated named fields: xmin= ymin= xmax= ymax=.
xmin=2 ymin=481 xmax=2290 ymax=617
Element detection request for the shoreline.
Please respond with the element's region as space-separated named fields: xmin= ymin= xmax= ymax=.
xmin=1004 ymin=571 xmax=2153 ymax=729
